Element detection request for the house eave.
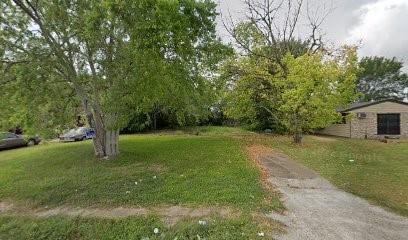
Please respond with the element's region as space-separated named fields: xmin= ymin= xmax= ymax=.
xmin=339 ymin=99 xmax=408 ymax=113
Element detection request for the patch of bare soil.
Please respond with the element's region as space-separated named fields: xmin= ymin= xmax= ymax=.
xmin=247 ymin=145 xmax=315 ymax=194
xmin=148 ymin=164 xmax=169 ymax=173
xmin=246 ymin=145 xmax=280 ymax=194
xmin=0 ymin=202 xmax=13 ymax=213
xmin=249 ymin=145 xmax=408 ymax=240
xmin=0 ymin=202 xmax=239 ymax=227
xmin=154 ymin=206 xmax=239 ymax=226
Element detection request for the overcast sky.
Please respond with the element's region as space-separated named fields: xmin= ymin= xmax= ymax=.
xmin=216 ymin=0 xmax=408 ymax=70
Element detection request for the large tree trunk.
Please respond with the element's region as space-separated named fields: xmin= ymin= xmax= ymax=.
xmin=91 ymin=110 xmax=120 ymax=159
xmin=104 ymin=130 xmax=119 ymax=157
xmin=79 ymin=93 xmax=119 ymax=159
xmin=93 ymin=126 xmax=120 ymax=158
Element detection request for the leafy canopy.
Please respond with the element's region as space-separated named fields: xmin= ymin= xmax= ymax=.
xmin=0 ymin=0 xmax=229 ymax=138
xmin=357 ymin=56 xmax=408 ymax=101
xmin=278 ymin=49 xmax=359 ymax=134
xmin=223 ymin=47 xmax=359 ymax=135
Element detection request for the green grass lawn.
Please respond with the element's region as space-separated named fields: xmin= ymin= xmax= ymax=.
xmin=0 ymin=215 xmax=266 ymax=240
xmin=2 ymin=127 xmax=406 ymax=239
xmin=0 ymin=127 xmax=282 ymax=239
xmin=259 ymin=135 xmax=408 ymax=216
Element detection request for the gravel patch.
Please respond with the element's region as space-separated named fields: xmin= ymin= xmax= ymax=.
xmin=253 ymin=146 xmax=408 ymax=240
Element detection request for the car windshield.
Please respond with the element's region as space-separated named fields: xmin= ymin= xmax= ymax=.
xmin=66 ymin=128 xmax=85 ymax=135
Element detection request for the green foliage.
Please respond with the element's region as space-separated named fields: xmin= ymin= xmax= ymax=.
xmin=0 ymin=61 xmax=79 ymax=138
xmin=221 ymin=56 xmax=284 ymax=131
xmin=220 ymin=23 xmax=314 ymax=131
xmin=0 ymin=0 xmax=230 ymax=139
xmin=357 ymin=56 xmax=408 ymax=101
xmin=222 ymin=45 xmax=359 ymax=136
xmin=232 ymin=22 xmax=266 ymax=53
xmin=121 ymin=106 xmax=206 ymax=134
xmin=278 ymin=48 xmax=359 ymax=134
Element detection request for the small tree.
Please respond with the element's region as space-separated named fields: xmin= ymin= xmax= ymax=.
xmin=278 ymin=48 xmax=359 ymax=143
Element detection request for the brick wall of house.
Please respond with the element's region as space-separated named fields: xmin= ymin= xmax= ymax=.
xmin=319 ymin=101 xmax=408 ymax=139
xmin=349 ymin=112 xmax=408 ymax=139
xmin=349 ymin=113 xmax=376 ymax=139
xmin=402 ymin=113 xmax=408 ymax=137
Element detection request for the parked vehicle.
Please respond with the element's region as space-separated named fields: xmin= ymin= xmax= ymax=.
xmin=0 ymin=132 xmax=41 ymax=150
xmin=59 ymin=127 xmax=95 ymax=142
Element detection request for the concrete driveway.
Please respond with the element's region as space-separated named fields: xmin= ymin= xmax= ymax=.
xmin=252 ymin=146 xmax=408 ymax=240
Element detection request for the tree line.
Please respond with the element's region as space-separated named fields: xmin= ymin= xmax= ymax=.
xmin=1 ymin=0 xmax=407 ymax=157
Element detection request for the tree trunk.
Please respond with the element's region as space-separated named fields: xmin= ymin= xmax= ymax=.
xmin=152 ymin=112 xmax=157 ymax=130
xmin=293 ymin=114 xmax=303 ymax=144
xmin=293 ymin=132 xmax=303 ymax=144
xmin=93 ymin=127 xmax=120 ymax=159
xmin=91 ymin=110 xmax=120 ymax=159
xmin=104 ymin=130 xmax=119 ymax=157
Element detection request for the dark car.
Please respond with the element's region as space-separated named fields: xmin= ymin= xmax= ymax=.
xmin=59 ymin=127 xmax=95 ymax=142
xmin=0 ymin=132 xmax=41 ymax=150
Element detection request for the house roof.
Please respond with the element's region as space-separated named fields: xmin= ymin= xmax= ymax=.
xmin=339 ymin=99 xmax=408 ymax=112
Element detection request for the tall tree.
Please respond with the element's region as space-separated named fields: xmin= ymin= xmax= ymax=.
xmin=0 ymin=0 xmax=226 ymax=158
xmin=221 ymin=0 xmax=336 ymax=136
xmin=224 ymin=0 xmax=329 ymax=67
xmin=357 ymin=56 xmax=408 ymax=101
xmin=220 ymin=38 xmax=310 ymax=131
xmin=223 ymin=47 xmax=359 ymax=143
xmin=278 ymin=48 xmax=359 ymax=143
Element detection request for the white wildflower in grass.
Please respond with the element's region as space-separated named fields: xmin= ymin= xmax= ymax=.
xmin=153 ymin=175 xmax=157 ymax=179
xmin=257 ymin=232 xmax=265 ymax=237
xmin=349 ymin=159 xmax=355 ymax=162
xmin=134 ymin=181 xmax=138 ymax=185
xmin=153 ymin=228 xmax=159 ymax=234
xmin=198 ymin=220 xmax=207 ymax=225
xmin=126 ymin=191 xmax=131 ymax=194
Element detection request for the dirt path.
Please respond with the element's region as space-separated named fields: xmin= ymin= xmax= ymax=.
xmin=249 ymin=145 xmax=408 ymax=240
xmin=0 ymin=202 xmax=237 ymax=226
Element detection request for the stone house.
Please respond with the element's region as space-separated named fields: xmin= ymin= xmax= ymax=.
xmin=319 ymin=99 xmax=408 ymax=139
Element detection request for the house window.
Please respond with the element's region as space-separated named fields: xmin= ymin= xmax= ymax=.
xmin=377 ymin=114 xmax=400 ymax=135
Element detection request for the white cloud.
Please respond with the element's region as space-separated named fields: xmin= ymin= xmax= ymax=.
xmin=217 ymin=0 xmax=408 ymax=69
xmin=346 ymin=0 xmax=408 ymax=63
